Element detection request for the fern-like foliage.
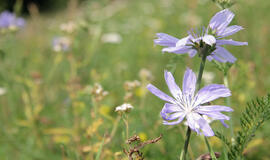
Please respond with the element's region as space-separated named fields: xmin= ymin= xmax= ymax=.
xmin=215 ymin=94 xmax=270 ymax=159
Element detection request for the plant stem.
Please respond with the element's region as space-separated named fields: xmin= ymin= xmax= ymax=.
xmin=224 ymin=73 xmax=234 ymax=137
xmin=180 ymin=127 xmax=192 ymax=160
xmin=197 ymin=53 xmax=217 ymax=160
xmin=123 ymin=114 xmax=129 ymax=140
xmin=204 ymin=137 xmax=217 ymax=160
xmin=196 ymin=54 xmax=207 ymax=90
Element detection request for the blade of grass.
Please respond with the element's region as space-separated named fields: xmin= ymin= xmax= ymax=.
xmin=95 ymin=135 xmax=105 ymax=160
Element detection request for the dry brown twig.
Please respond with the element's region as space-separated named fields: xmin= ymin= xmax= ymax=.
xmin=123 ymin=134 xmax=162 ymax=160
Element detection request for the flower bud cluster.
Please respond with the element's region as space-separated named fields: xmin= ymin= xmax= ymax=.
xmin=90 ymin=83 xmax=109 ymax=102
xmin=115 ymin=103 xmax=134 ymax=113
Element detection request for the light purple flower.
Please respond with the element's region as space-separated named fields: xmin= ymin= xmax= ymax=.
xmin=0 ymin=11 xmax=25 ymax=30
xmin=147 ymin=68 xmax=232 ymax=136
xmin=52 ymin=36 xmax=71 ymax=52
xmin=154 ymin=9 xmax=247 ymax=63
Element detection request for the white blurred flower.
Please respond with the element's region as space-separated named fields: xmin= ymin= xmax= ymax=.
xmin=0 ymin=87 xmax=6 ymax=96
xmin=115 ymin=103 xmax=133 ymax=113
xmin=202 ymin=71 xmax=215 ymax=84
xmin=124 ymin=80 xmax=141 ymax=91
xmin=139 ymin=68 xmax=153 ymax=81
xmin=60 ymin=21 xmax=77 ymax=34
xmin=101 ymin=33 xmax=122 ymax=44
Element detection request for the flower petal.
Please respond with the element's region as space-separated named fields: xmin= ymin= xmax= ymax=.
xmin=186 ymin=113 xmax=201 ymax=134
xmin=147 ymin=84 xmax=175 ymax=104
xmin=188 ymin=49 xmax=197 ymax=57
xmin=161 ymin=103 xmax=183 ymax=114
xmin=220 ymin=120 xmax=229 ymax=128
xmin=218 ymin=25 xmax=243 ymax=38
xmin=195 ymin=84 xmax=231 ymax=106
xmin=164 ymin=71 xmax=182 ymax=99
xmin=207 ymin=55 xmax=214 ymax=61
xmin=197 ymin=111 xmax=230 ymax=120
xmin=213 ymin=46 xmax=237 ymax=63
xmin=182 ymin=68 xmax=197 ymax=96
xmin=163 ymin=113 xmax=185 ymax=125
xmin=176 ymin=36 xmax=191 ymax=47
xmin=162 ymin=46 xmax=193 ymax=54
xmin=196 ymin=105 xmax=233 ymax=112
xmin=186 ymin=113 xmax=214 ymax=136
xmin=202 ymin=35 xmax=216 ymax=46
xmin=209 ymin=9 xmax=234 ymax=32
xmin=216 ymin=39 xmax=248 ymax=46
xmin=162 ymin=112 xmax=184 ymax=121
xmin=154 ymin=33 xmax=179 ymax=47
xmin=197 ymin=116 xmax=215 ymax=137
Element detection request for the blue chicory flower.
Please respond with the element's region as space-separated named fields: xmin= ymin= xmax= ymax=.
xmin=154 ymin=9 xmax=247 ymax=63
xmin=147 ymin=68 xmax=233 ymax=136
xmin=0 ymin=11 xmax=25 ymax=30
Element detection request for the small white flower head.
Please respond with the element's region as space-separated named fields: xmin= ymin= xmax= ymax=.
xmin=115 ymin=103 xmax=134 ymax=113
xmin=0 ymin=87 xmax=6 ymax=96
xmin=101 ymin=32 xmax=122 ymax=44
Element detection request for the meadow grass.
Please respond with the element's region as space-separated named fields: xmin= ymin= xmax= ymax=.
xmin=0 ymin=0 xmax=270 ymax=159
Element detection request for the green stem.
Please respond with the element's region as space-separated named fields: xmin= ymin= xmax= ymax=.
xmin=180 ymin=127 xmax=192 ymax=160
xmin=196 ymin=54 xmax=207 ymax=90
xmin=204 ymin=137 xmax=217 ymax=160
xmin=224 ymin=73 xmax=234 ymax=137
xmin=197 ymin=53 xmax=217 ymax=160
xmin=123 ymin=114 xmax=129 ymax=140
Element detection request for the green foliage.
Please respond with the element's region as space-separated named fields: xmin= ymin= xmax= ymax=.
xmin=216 ymin=94 xmax=270 ymax=159
xmin=212 ymin=61 xmax=233 ymax=75
xmin=211 ymin=0 xmax=235 ymax=9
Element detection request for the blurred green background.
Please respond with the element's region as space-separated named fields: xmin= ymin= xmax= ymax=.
xmin=0 ymin=0 xmax=270 ymax=159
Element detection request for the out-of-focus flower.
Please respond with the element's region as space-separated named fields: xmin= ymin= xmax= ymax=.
xmin=52 ymin=36 xmax=71 ymax=52
xmin=0 ymin=11 xmax=25 ymax=28
xmin=101 ymin=33 xmax=122 ymax=44
xmin=154 ymin=9 xmax=247 ymax=63
xmin=0 ymin=87 xmax=6 ymax=96
xmin=139 ymin=68 xmax=154 ymax=81
xmin=60 ymin=21 xmax=77 ymax=34
xmin=124 ymin=80 xmax=141 ymax=91
xmin=124 ymin=80 xmax=141 ymax=101
xmin=147 ymin=68 xmax=232 ymax=136
xmin=0 ymin=11 xmax=25 ymax=31
xmin=90 ymin=83 xmax=109 ymax=102
xmin=115 ymin=103 xmax=133 ymax=113
xmin=202 ymin=71 xmax=215 ymax=84
xmin=138 ymin=132 xmax=147 ymax=142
